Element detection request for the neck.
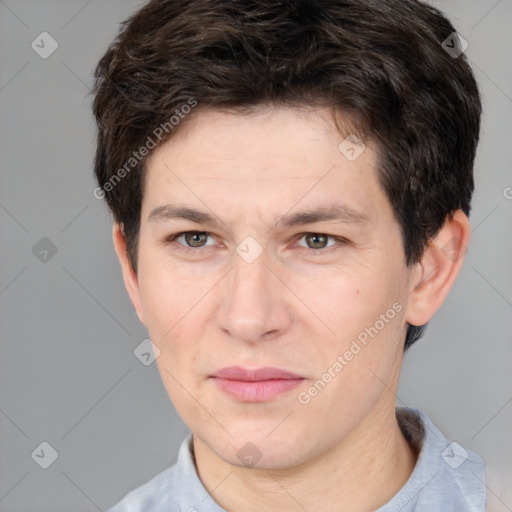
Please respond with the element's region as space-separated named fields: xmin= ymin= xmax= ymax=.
xmin=193 ymin=399 xmax=418 ymax=512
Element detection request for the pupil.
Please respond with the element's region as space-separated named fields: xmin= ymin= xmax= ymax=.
xmin=187 ymin=232 xmax=206 ymax=247
xmin=308 ymin=234 xmax=326 ymax=248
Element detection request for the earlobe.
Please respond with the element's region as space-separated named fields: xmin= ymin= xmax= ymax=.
xmin=112 ymin=224 xmax=146 ymax=326
xmin=405 ymin=210 xmax=471 ymax=328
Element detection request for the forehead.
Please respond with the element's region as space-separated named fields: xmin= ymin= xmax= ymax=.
xmin=141 ymin=106 xmax=393 ymax=230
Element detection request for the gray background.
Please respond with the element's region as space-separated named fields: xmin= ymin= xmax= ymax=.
xmin=0 ymin=0 xmax=511 ymax=510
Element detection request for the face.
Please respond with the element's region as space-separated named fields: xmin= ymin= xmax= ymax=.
xmin=124 ymin=106 xmax=416 ymax=469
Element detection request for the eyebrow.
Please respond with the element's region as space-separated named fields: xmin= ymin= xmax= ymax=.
xmin=148 ymin=203 xmax=370 ymax=229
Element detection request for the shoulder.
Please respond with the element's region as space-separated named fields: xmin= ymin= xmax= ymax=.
xmin=106 ymin=435 xmax=191 ymax=512
xmin=106 ymin=432 xmax=226 ymax=512
xmin=379 ymin=407 xmax=487 ymax=512
xmin=106 ymin=463 xmax=178 ymax=512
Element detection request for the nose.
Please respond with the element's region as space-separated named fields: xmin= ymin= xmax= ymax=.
xmin=216 ymin=248 xmax=293 ymax=343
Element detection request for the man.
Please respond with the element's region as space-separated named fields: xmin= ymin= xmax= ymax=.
xmin=91 ymin=0 xmax=486 ymax=510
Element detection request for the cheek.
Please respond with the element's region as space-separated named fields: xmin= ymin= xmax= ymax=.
xmin=136 ymin=256 xmax=215 ymax=385
xmin=293 ymin=262 xmax=407 ymax=408
xmin=295 ymin=263 xmax=400 ymax=342
xmin=140 ymin=266 xmax=206 ymax=413
xmin=137 ymin=254 xmax=204 ymax=338
xmin=294 ymin=294 xmax=406 ymax=433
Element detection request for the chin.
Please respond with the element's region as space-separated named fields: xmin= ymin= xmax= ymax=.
xmin=207 ymin=426 xmax=314 ymax=470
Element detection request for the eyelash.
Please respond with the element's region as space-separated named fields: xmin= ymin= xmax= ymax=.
xmin=164 ymin=231 xmax=349 ymax=255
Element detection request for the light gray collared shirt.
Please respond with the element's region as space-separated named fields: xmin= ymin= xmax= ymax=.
xmin=108 ymin=407 xmax=486 ymax=511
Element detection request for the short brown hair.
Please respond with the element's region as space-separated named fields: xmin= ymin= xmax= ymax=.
xmin=91 ymin=0 xmax=481 ymax=349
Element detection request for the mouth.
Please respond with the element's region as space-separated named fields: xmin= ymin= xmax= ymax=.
xmin=209 ymin=366 xmax=305 ymax=402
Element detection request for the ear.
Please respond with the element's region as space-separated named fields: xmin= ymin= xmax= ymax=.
xmin=112 ymin=223 xmax=146 ymax=326
xmin=405 ymin=209 xmax=471 ymax=327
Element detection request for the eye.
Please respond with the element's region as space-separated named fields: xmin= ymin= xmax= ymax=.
xmin=167 ymin=231 xmax=216 ymax=250
xmin=296 ymin=233 xmax=347 ymax=251
xmin=164 ymin=231 xmax=348 ymax=254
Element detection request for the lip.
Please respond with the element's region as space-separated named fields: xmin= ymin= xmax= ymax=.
xmin=210 ymin=366 xmax=305 ymax=402
xmin=211 ymin=366 xmax=303 ymax=381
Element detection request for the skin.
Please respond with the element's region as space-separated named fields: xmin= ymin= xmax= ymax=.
xmin=113 ymin=106 xmax=471 ymax=511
